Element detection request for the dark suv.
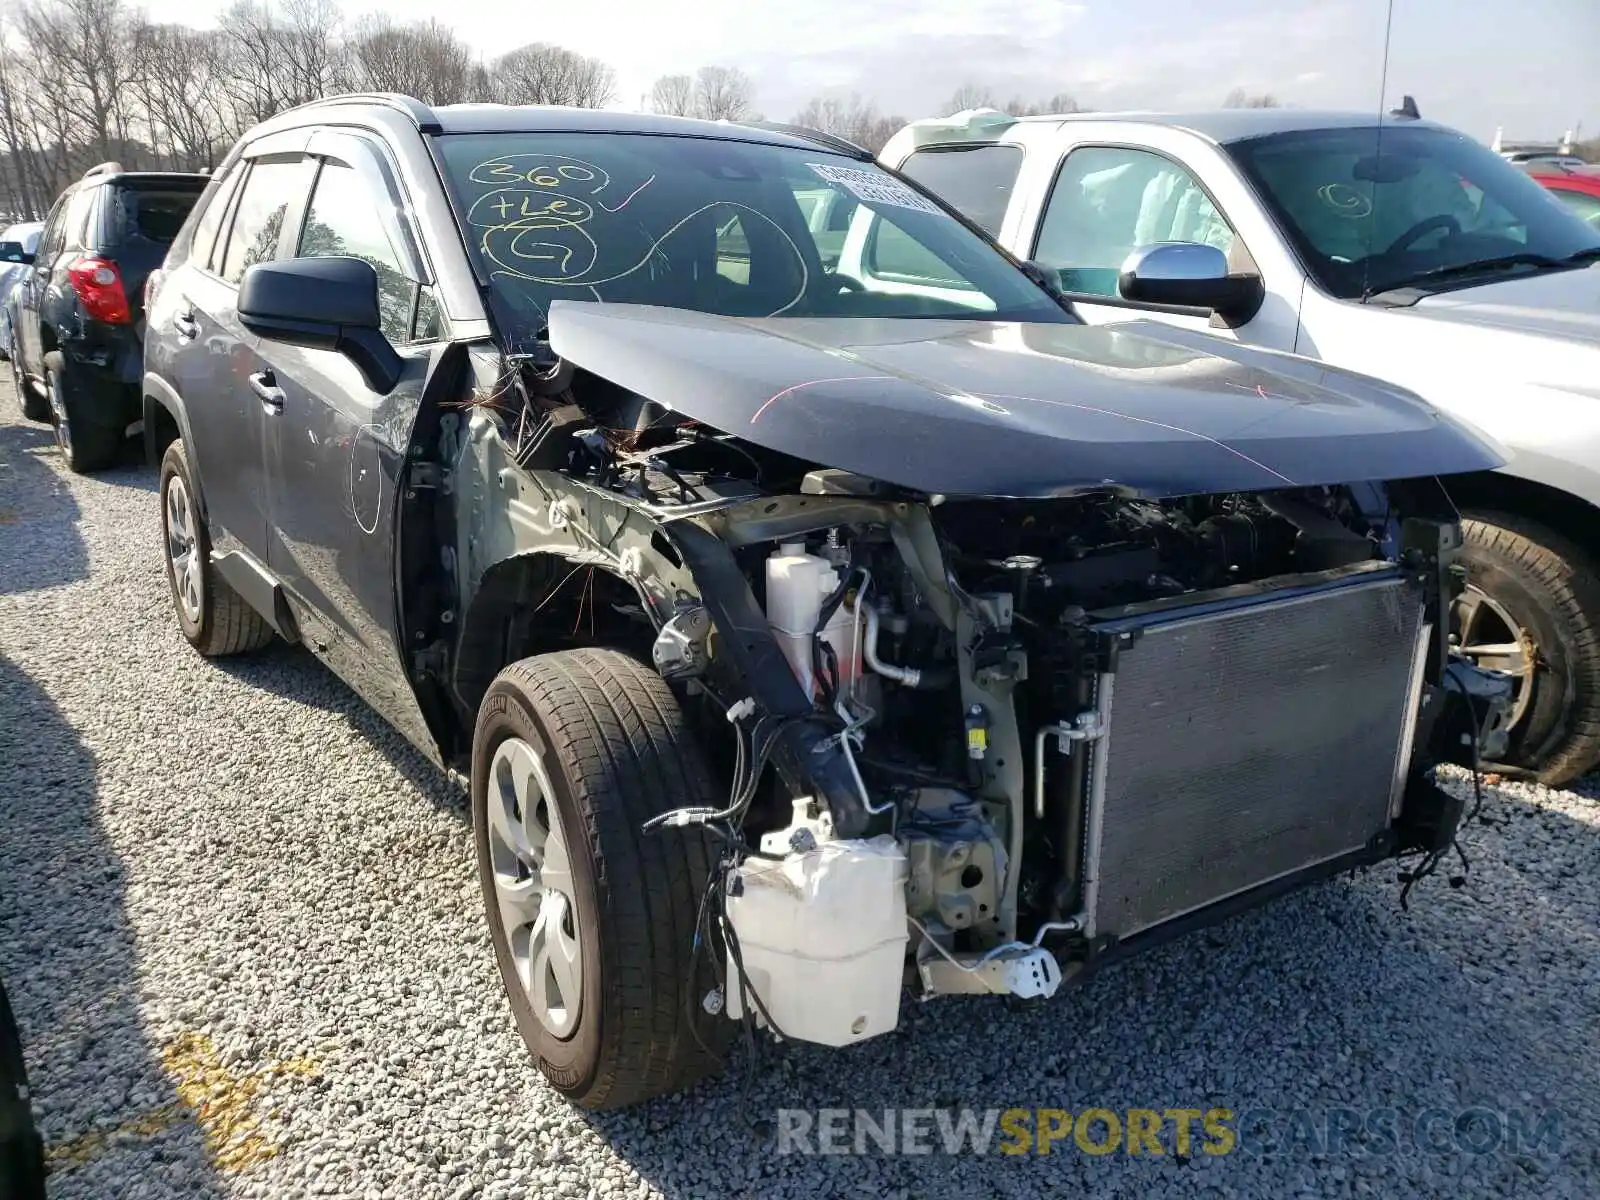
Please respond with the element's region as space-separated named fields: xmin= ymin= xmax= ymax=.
xmin=145 ymin=93 xmax=1510 ymax=1111
xmin=9 ymin=162 xmax=206 ymax=471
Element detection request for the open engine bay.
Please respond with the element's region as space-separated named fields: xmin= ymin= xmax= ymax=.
xmin=434 ymin=308 xmax=1516 ymax=1054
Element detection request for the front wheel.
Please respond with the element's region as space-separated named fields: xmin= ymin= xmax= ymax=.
xmin=471 ymin=648 xmax=728 ymax=1110
xmin=159 ymin=440 xmax=275 ymax=657
xmin=1454 ymin=511 xmax=1600 ymax=784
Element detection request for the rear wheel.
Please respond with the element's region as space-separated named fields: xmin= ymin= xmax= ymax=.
xmin=43 ymin=350 xmax=122 ymax=473
xmin=1454 ymin=511 xmax=1600 ymax=784
xmin=159 ymin=439 xmax=275 ymax=657
xmin=471 ymin=648 xmax=728 ymax=1110
xmin=10 ymin=353 xmax=47 ymax=424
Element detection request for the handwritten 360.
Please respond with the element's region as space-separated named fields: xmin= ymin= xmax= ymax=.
xmin=464 ymin=152 xmax=808 ymax=313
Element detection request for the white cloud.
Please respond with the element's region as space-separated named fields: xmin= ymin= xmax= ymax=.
xmin=138 ymin=0 xmax=1598 ymax=139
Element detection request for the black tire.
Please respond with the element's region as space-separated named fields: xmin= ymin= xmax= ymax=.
xmin=159 ymin=439 xmax=276 ymax=657
xmin=0 ymin=979 xmax=47 ymax=1200
xmin=1458 ymin=510 xmax=1600 ymax=784
xmin=43 ymin=349 xmax=122 ymax=473
xmin=10 ymin=353 xmax=47 ymax=424
xmin=471 ymin=648 xmax=728 ymax=1110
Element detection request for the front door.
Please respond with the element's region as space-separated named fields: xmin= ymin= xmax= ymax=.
xmin=175 ymin=150 xmax=315 ymax=560
xmin=1028 ymin=144 xmax=1298 ymax=352
xmin=259 ymin=133 xmax=443 ymax=756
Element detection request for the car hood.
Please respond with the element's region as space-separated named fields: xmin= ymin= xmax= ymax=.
xmin=1409 ymin=265 xmax=1600 ymax=346
xmin=547 ymin=303 xmax=1506 ymax=499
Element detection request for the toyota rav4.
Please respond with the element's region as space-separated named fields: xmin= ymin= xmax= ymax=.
xmin=144 ymin=94 xmax=1511 ymax=1111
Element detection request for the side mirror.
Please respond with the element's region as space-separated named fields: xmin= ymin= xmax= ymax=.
xmin=1118 ymin=242 xmax=1265 ymax=325
xmin=238 ymin=256 xmax=402 ymax=394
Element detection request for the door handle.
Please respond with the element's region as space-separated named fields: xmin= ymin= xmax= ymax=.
xmin=250 ymin=370 xmax=286 ymax=414
xmin=173 ymin=310 xmax=198 ymax=340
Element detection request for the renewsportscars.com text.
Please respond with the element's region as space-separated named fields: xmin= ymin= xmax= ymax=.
xmin=775 ymin=1106 xmax=1564 ymax=1158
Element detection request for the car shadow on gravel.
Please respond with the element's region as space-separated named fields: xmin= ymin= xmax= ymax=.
xmin=212 ymin=641 xmax=467 ymax=819
xmin=574 ymin=828 xmax=1597 ymax=1199
xmin=0 ymin=421 xmax=89 ymax=595
xmin=0 ymin=654 xmax=226 ymax=1198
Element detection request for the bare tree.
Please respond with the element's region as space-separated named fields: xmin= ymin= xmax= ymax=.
xmin=214 ymin=1 xmax=292 ymax=129
xmin=491 ymin=42 xmax=616 ymax=108
xmin=18 ymin=0 xmax=142 ymax=165
xmin=212 ymin=0 xmax=347 ymax=132
xmin=1003 ymin=92 xmax=1081 ymax=116
xmin=0 ymin=40 xmax=45 ymax=217
xmin=790 ymin=93 xmax=905 ymax=152
xmin=277 ymin=0 xmax=345 ymax=102
xmin=944 ymin=84 xmax=995 ymax=115
xmin=649 ymin=73 xmax=694 ymax=116
xmin=1223 ymin=88 xmax=1280 ymax=109
xmin=692 ymin=65 xmax=754 ymax=121
xmin=348 ymin=16 xmax=483 ymax=105
xmin=132 ymin=24 xmax=233 ymax=169
xmin=0 ymin=0 xmax=627 ymax=221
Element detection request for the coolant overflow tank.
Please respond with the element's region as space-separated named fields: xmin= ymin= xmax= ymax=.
xmin=724 ymin=836 xmax=908 ymax=1046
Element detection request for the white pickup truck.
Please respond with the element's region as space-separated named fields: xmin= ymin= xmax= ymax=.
xmin=874 ymin=107 xmax=1600 ymax=785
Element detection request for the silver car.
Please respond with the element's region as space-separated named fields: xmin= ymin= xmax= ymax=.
xmin=0 ymin=220 xmax=42 ymax=361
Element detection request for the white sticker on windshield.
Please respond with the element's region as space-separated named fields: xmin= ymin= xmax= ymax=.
xmin=807 ymin=163 xmax=942 ymax=214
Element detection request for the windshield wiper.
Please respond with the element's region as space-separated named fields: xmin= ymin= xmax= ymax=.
xmin=1394 ymin=252 xmax=1572 ymax=286
xmin=1362 ymin=251 xmax=1596 ymax=301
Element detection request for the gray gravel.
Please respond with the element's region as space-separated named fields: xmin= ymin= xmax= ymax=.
xmin=2 ymin=381 xmax=1599 ymax=1199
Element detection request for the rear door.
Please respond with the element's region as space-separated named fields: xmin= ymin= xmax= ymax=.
xmin=259 ymin=128 xmax=442 ymax=748
xmin=169 ymin=138 xmax=315 ymax=561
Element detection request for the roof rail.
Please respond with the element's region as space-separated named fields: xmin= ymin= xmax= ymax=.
xmin=277 ymin=92 xmax=442 ymax=134
xmin=81 ymin=161 xmax=124 ymax=180
xmin=742 ymin=121 xmax=872 ymax=160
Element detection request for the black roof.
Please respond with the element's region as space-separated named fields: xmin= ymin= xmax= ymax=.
xmin=272 ymin=93 xmax=870 ymax=158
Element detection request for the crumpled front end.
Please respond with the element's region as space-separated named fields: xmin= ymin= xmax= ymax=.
xmin=450 ymin=311 xmax=1512 ymax=1052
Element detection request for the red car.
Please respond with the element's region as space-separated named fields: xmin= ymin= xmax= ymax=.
xmin=1526 ymin=163 xmax=1600 ymax=229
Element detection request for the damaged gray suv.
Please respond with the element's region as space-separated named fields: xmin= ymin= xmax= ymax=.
xmin=143 ymin=94 xmax=1514 ymax=1110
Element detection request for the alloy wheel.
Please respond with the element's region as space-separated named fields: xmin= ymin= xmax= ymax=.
xmin=485 ymin=736 xmax=584 ymax=1039
xmin=1451 ymin=583 xmax=1537 ymax=735
xmin=164 ymin=473 xmax=203 ymax=624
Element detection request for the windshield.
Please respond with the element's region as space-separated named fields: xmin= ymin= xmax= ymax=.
xmin=1226 ymin=124 xmax=1600 ymax=299
xmin=434 ymin=132 xmax=1068 ymax=348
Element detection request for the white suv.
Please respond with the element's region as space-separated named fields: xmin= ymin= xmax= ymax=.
xmin=875 ymin=107 xmax=1600 ymax=785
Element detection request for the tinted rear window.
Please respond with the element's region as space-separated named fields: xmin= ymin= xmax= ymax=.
xmin=897 ymin=144 xmax=1024 ymax=236
xmin=107 ymin=185 xmax=205 ymax=246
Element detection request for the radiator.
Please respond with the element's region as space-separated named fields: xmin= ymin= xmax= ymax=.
xmin=1081 ymin=569 xmax=1430 ymax=940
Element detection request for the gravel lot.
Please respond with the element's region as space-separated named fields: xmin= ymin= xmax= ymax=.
xmin=2 ymin=380 xmax=1599 ymax=1199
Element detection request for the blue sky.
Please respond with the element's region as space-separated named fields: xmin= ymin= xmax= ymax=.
xmin=148 ymin=0 xmax=1599 ymax=142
